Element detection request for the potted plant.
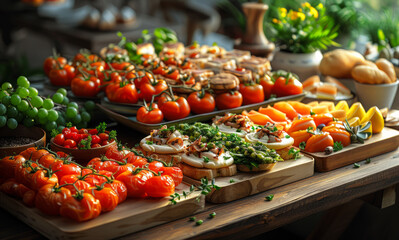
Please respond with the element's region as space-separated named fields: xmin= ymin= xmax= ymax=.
xmin=270 ymin=2 xmax=339 ymax=81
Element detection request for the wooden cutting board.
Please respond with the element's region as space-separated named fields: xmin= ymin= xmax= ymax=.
xmin=184 ymin=155 xmax=314 ymax=203
xmin=307 ymin=127 xmax=399 ymax=172
xmin=0 ymin=183 xmax=204 ymax=240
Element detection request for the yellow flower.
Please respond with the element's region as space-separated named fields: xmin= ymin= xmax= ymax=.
xmin=309 ymin=6 xmax=318 ymax=18
xmin=272 ymin=18 xmax=281 ymax=24
xmin=278 ymin=7 xmax=287 ymax=17
xmin=317 ymin=3 xmax=323 ymax=9
xmin=301 ymin=2 xmax=311 ymax=9
xmin=288 ymin=11 xmax=306 ymax=21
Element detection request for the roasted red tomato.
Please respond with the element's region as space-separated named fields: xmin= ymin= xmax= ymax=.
xmin=144 ymin=175 xmax=175 ymax=198
xmin=160 ymin=166 xmax=183 ymax=187
xmin=137 ymin=103 xmax=164 ymax=124
xmin=187 ymin=91 xmax=215 ymax=114
xmin=71 ymin=75 xmax=101 ymax=97
xmin=60 ymin=193 xmax=102 ymax=222
xmin=104 ymin=179 xmax=128 ymax=204
xmin=49 ymin=65 xmax=75 ymax=86
xmin=215 ymin=91 xmax=243 ymax=110
xmin=31 ymin=169 xmax=58 ymax=191
xmin=139 ymin=80 xmax=168 ymax=102
xmin=271 ymin=72 xmax=303 ymax=97
xmin=85 ymin=186 xmax=119 ymax=212
xmin=239 ymin=83 xmax=265 ymax=105
xmin=106 ymin=81 xmax=139 ymax=104
xmin=116 ymin=169 xmax=154 ymax=198
xmin=35 ymin=184 xmax=72 ymax=216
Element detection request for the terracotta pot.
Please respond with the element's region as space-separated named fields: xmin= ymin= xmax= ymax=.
xmin=271 ymin=50 xmax=323 ymax=81
xmin=50 ymin=138 xmax=117 ymax=165
xmin=0 ymin=126 xmax=46 ymax=158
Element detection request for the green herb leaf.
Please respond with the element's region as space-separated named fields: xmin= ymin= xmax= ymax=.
xmin=333 ymin=141 xmax=343 ymax=152
xmin=299 ymin=141 xmax=306 ymax=150
xmin=146 ymin=141 xmax=154 ymax=145
xmin=209 ymin=212 xmax=216 ymax=218
xmin=96 ymin=122 xmax=107 ymax=133
xmin=229 ymin=179 xmax=235 ymax=183
xmin=365 ymin=158 xmax=371 ymax=164
xmin=189 ymin=217 xmax=196 ymax=221
xmin=265 ymin=194 xmax=274 ymax=201
xmin=353 ymin=163 xmax=360 ymax=168
xmin=196 ymin=220 xmax=203 ymax=226
xmin=203 ymin=156 xmax=210 ymax=163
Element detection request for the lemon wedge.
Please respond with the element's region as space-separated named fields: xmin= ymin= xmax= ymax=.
xmin=360 ymin=106 xmax=384 ymax=133
xmin=347 ymin=117 xmax=360 ymax=127
xmin=347 ymin=102 xmax=366 ymax=120
xmin=335 ymin=100 xmax=349 ymax=113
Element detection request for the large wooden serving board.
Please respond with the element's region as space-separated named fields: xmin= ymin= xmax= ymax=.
xmin=308 ymin=127 xmax=399 ymax=172
xmin=0 ymin=183 xmax=204 ymax=240
xmin=184 ymin=155 xmax=314 ymax=203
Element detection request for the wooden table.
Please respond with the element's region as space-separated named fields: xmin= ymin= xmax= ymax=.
xmin=1 ymin=123 xmax=399 ymax=239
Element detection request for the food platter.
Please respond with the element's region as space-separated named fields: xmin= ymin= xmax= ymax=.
xmin=0 ymin=182 xmax=204 ymax=240
xmin=305 ymin=127 xmax=399 ymax=172
xmin=97 ymin=93 xmax=305 ymax=134
xmin=183 ymin=155 xmax=314 ymax=203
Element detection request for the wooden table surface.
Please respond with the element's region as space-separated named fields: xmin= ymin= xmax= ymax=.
xmin=1 ymin=123 xmax=399 ymax=239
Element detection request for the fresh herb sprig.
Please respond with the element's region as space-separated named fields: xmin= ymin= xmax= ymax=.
xmin=169 ymin=178 xmax=220 ymax=205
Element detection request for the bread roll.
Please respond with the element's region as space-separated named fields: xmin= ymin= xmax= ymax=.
xmin=351 ymin=65 xmax=391 ymax=84
xmin=319 ymin=49 xmax=365 ymax=78
xmin=375 ymin=58 xmax=396 ymax=82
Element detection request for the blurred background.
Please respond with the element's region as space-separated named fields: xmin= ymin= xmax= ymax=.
xmin=0 ymin=0 xmax=398 ymax=83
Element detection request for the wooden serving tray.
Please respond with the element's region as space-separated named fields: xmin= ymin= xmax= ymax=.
xmin=307 ymin=127 xmax=399 ymax=172
xmin=184 ymin=155 xmax=314 ymax=203
xmin=0 ymin=183 xmax=204 ymax=240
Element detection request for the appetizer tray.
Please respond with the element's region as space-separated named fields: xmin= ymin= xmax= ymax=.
xmin=307 ymin=127 xmax=399 ymax=172
xmin=0 ymin=183 xmax=204 ymax=240
xmin=97 ymin=93 xmax=305 ymax=134
xmin=184 ymin=155 xmax=314 ymax=203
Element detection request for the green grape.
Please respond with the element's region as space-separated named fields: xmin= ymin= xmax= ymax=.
xmin=39 ymin=117 xmax=48 ymax=125
xmin=17 ymin=76 xmax=30 ymax=88
xmin=28 ymin=87 xmax=38 ymax=97
xmin=43 ymin=98 xmax=54 ymax=110
xmin=81 ymin=111 xmax=91 ymax=122
xmin=10 ymin=94 xmax=21 ymax=106
xmin=16 ymin=112 xmax=24 ymax=122
xmin=31 ymin=96 xmax=43 ymax=108
xmin=84 ymin=100 xmax=96 ymax=111
xmin=23 ymin=118 xmax=35 ymax=127
xmin=73 ymin=114 xmax=82 ymax=124
xmin=68 ymin=102 xmax=79 ymax=109
xmin=56 ymin=88 xmax=67 ymax=97
xmin=56 ymin=114 xmax=66 ymax=126
xmin=27 ymin=107 xmax=38 ymax=118
xmin=66 ymin=107 xmax=78 ymax=118
xmin=52 ymin=93 xmax=64 ymax=104
xmin=38 ymin=108 xmax=48 ymax=119
xmin=48 ymin=109 xmax=59 ymax=121
xmin=0 ymin=90 xmax=7 ymax=101
xmin=62 ymin=96 xmax=69 ymax=105
xmin=0 ymin=104 xmax=6 ymax=115
xmin=1 ymin=82 xmax=12 ymax=91
xmin=7 ymin=106 xmax=18 ymax=118
xmin=2 ymin=95 xmax=11 ymax=105
xmin=45 ymin=121 xmax=57 ymax=132
xmin=17 ymin=100 xmax=29 ymax=112
xmin=0 ymin=116 xmax=6 ymax=127
xmin=18 ymin=87 xmax=30 ymax=98
xmin=7 ymin=118 xmax=18 ymax=129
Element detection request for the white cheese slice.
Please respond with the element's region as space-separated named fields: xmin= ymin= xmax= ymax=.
xmin=181 ymin=151 xmax=234 ymax=169
xmin=245 ymin=131 xmax=294 ymax=150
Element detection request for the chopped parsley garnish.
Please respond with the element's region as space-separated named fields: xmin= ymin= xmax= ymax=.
xmin=146 ymin=141 xmax=154 ymax=145
xmin=285 ymin=135 xmax=291 ymax=139
xmin=265 ymin=194 xmax=274 ymax=201
xmin=229 ymin=179 xmax=235 ymax=183
xmin=223 ymin=156 xmax=231 ymax=160
xmin=353 ymin=163 xmax=360 ymax=168
xmin=203 ymin=156 xmax=210 ymax=163
xmin=299 ymin=141 xmax=306 ymax=150
xmin=333 ymin=142 xmax=343 ymax=152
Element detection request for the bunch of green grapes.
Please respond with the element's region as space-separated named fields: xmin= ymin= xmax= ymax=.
xmin=0 ymin=76 xmax=95 ymax=131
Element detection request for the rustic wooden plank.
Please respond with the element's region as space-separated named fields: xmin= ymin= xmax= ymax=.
xmin=124 ymin=148 xmax=399 ymax=240
xmin=0 ymin=183 xmax=204 ymax=240
xmin=183 ymin=155 xmax=314 ymax=203
xmin=308 ymin=127 xmax=399 ymax=172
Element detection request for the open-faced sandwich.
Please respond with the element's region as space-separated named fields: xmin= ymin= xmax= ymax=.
xmin=140 ymin=125 xmax=189 ymax=164
xmin=179 ymin=136 xmax=236 ymax=180
xmin=212 ymin=113 xmax=254 ymax=137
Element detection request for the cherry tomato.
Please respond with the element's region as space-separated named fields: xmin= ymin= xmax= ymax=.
xmin=59 ymin=174 xmax=91 ymax=194
xmin=144 ymin=175 xmax=175 ymax=198
xmin=116 ymin=169 xmax=154 ymax=198
xmin=239 ymin=83 xmax=264 ymax=105
xmin=104 ymin=180 xmax=127 ymax=204
xmin=187 ymin=91 xmax=215 ymax=114
xmin=215 ymin=91 xmax=243 ymax=110
xmin=148 ymin=161 xmax=164 ymax=173
xmin=51 ymin=160 xmax=82 ymax=181
xmin=37 ymin=153 xmax=57 ymax=168
xmin=83 ymin=170 xmax=113 ymax=187
xmin=159 ymin=96 xmax=190 ymax=121
xmin=85 ymin=186 xmax=119 ymax=212
xmin=35 ymin=184 xmax=72 ymax=216
xmin=53 ymin=134 xmax=65 ymax=146
xmin=64 ymin=139 xmax=76 ymax=148
xmin=106 ymin=81 xmax=139 ymax=104
xmin=60 ymin=193 xmax=102 ymax=222
xmin=304 ymin=132 xmax=334 ymax=153
xmin=139 ymin=80 xmax=168 ymax=102
xmin=271 ymin=74 xmax=303 ymax=97
xmin=19 ymin=147 xmax=36 ymax=159
xmin=43 ymin=56 xmax=67 ymax=76
xmin=137 ymin=103 xmax=164 ymax=124
xmin=48 ymin=65 xmax=75 ymax=86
